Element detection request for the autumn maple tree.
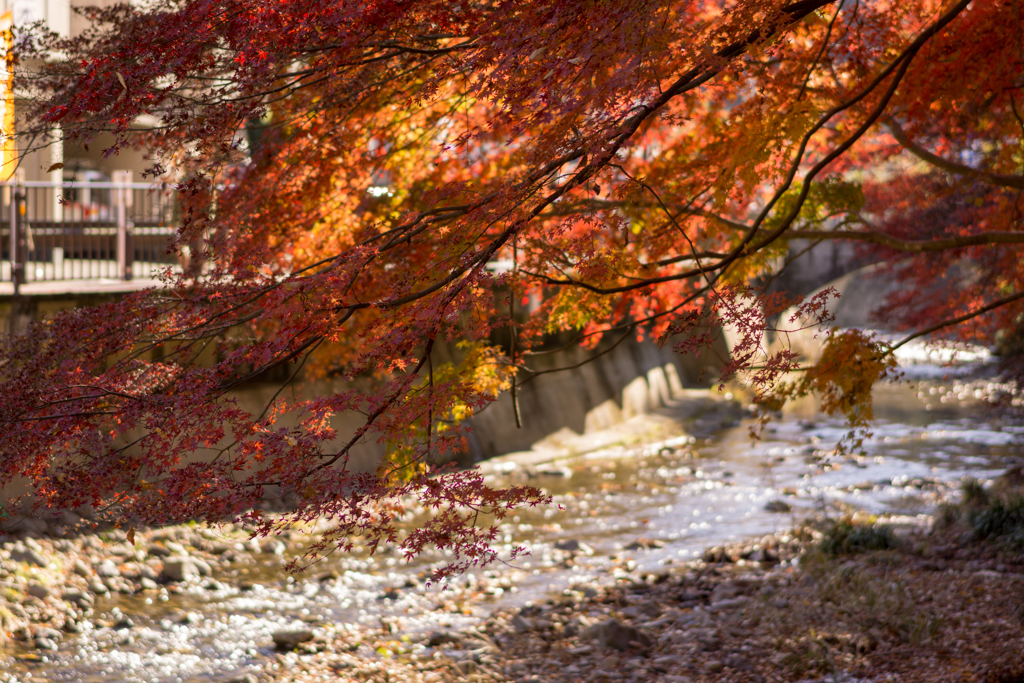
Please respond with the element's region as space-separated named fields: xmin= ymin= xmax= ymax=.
xmin=2 ymin=0 xmax=1022 ymax=574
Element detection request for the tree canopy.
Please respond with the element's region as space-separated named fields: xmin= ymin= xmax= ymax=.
xmin=3 ymin=0 xmax=1022 ymax=576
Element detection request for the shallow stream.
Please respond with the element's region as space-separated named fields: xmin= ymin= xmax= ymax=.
xmin=5 ymin=372 xmax=1023 ymax=683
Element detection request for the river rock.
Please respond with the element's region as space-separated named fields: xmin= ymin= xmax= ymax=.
xmin=262 ymin=540 xmax=286 ymax=555
xmin=10 ymin=547 xmax=47 ymax=567
xmin=654 ymin=654 xmax=683 ymax=668
xmin=511 ymin=614 xmax=535 ymax=633
xmin=190 ymin=557 xmax=212 ymax=576
xmin=176 ymin=611 xmax=201 ymax=625
xmin=15 ymin=518 xmax=50 ymax=536
xmin=704 ymin=660 xmax=725 ymax=674
xmin=56 ymin=510 xmax=83 ymax=528
xmin=725 ymin=653 xmax=754 ymax=671
xmin=621 ymin=603 xmax=662 ymax=620
xmin=625 ymin=538 xmax=666 ymax=551
xmin=72 ymin=559 xmax=92 ymax=577
xmin=710 ymin=582 xmax=742 ymax=603
xmin=108 ymin=544 xmax=133 ymax=557
xmin=165 ymin=541 xmax=187 ymax=555
xmin=703 ymin=546 xmax=734 ymax=563
xmin=26 ymin=583 xmax=50 ymax=600
xmin=96 ymin=560 xmax=121 ymax=578
xmin=63 ymin=590 xmax=94 ymax=609
xmin=554 ymin=539 xmax=594 ymax=555
xmin=584 ymin=618 xmax=652 ymax=651
xmin=455 ymin=660 xmax=479 ymax=675
xmin=35 ymin=627 xmax=61 ymax=640
xmin=538 ymin=467 xmax=572 ymax=478
xmin=272 ymin=629 xmax=314 ymax=650
xmin=764 ymin=499 xmax=792 ymax=513
xmin=427 ymin=631 xmax=462 ymax=647
xmin=708 ymin=597 xmax=751 ymax=612
xmin=161 ymin=557 xmax=199 ymax=582
xmin=34 ymin=637 xmax=58 ymax=651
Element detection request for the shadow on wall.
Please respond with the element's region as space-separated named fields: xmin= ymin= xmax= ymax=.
xmin=463 ymin=330 xmax=728 ymax=462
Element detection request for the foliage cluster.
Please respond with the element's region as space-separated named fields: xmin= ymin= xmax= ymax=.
xmin=939 ymin=475 xmax=1024 ymax=551
xmin=817 ymin=517 xmax=900 ymax=556
xmin=0 ymin=0 xmax=1022 ymax=572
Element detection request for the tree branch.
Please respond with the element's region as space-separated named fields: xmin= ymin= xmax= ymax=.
xmin=885 ymin=118 xmax=1024 ymax=190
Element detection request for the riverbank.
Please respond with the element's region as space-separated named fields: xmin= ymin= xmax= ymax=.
xmin=2 ymin=469 xmax=1023 ymax=683
xmin=263 ymin=471 xmax=1024 ymax=683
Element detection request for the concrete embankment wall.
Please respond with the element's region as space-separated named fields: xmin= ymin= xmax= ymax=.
xmin=759 ymin=265 xmax=901 ymax=365
xmin=463 ymin=333 xmax=725 ymax=461
xmin=1 ymin=291 xmax=729 ymax=514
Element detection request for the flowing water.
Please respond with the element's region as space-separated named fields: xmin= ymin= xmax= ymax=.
xmin=4 ymin=365 xmax=1022 ymax=683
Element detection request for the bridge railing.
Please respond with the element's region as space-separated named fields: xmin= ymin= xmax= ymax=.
xmin=1 ymin=177 xmax=182 ymax=292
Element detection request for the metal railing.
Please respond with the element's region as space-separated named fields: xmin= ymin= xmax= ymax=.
xmin=1 ymin=176 xmax=182 ymax=293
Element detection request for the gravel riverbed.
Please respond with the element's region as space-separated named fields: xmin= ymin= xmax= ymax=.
xmin=1 ymin=376 xmax=1022 ymax=682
